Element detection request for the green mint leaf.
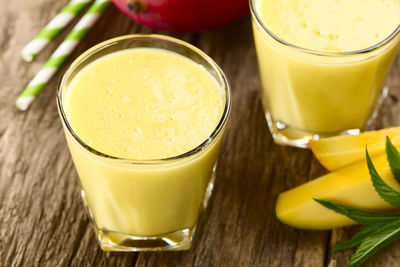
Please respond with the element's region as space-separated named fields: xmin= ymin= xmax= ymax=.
xmin=333 ymin=227 xmax=375 ymax=253
xmin=386 ymin=137 xmax=400 ymax=185
xmin=346 ymin=219 xmax=400 ymax=267
xmin=366 ymin=149 xmax=400 ymax=208
xmin=314 ymin=199 xmax=400 ymax=225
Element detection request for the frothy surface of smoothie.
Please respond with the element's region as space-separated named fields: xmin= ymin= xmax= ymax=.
xmin=65 ymin=48 xmax=224 ymax=160
xmin=257 ymin=0 xmax=400 ymax=52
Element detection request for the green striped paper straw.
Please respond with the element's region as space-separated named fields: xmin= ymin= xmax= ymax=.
xmin=21 ymin=0 xmax=92 ymax=62
xmin=16 ymin=0 xmax=111 ymax=111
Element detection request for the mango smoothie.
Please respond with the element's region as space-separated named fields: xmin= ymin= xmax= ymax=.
xmin=57 ymin=35 xmax=230 ymax=251
xmin=251 ymin=0 xmax=400 ymax=147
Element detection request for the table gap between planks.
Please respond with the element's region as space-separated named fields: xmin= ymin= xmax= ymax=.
xmin=1 ymin=1 xmax=400 ymax=266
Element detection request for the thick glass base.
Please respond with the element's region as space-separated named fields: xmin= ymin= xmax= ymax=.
xmin=265 ymin=86 xmax=389 ymax=148
xmin=79 ymin=163 xmax=217 ymax=251
xmin=96 ymin=227 xmax=194 ymax=251
xmin=265 ymin=112 xmax=360 ymax=148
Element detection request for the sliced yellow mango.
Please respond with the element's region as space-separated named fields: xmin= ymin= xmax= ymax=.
xmin=310 ymin=127 xmax=400 ymax=171
xmin=276 ymin=152 xmax=400 ymax=229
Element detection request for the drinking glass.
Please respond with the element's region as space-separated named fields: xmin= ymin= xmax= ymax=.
xmin=57 ymin=35 xmax=231 ymax=251
xmin=251 ymin=0 xmax=400 ymax=147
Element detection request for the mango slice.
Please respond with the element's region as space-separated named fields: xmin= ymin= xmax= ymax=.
xmin=310 ymin=127 xmax=400 ymax=171
xmin=276 ymin=152 xmax=400 ymax=229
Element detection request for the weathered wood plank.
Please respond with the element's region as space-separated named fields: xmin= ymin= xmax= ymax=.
xmin=0 ymin=1 xmax=138 ymax=266
xmin=1 ymin=0 xmax=400 ymax=266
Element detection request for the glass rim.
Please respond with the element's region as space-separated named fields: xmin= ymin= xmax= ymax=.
xmin=57 ymin=34 xmax=231 ymax=165
xmin=249 ymin=0 xmax=400 ymax=56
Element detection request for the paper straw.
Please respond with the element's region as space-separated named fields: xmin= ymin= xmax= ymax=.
xmin=16 ymin=0 xmax=111 ymax=111
xmin=21 ymin=0 xmax=92 ymax=62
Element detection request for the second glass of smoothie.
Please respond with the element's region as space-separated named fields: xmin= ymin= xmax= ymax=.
xmin=57 ymin=35 xmax=231 ymax=251
xmin=251 ymin=0 xmax=400 ymax=147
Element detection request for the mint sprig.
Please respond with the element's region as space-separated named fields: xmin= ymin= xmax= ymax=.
xmin=386 ymin=137 xmax=400 ymax=184
xmin=348 ymin=220 xmax=400 ymax=266
xmin=366 ymin=148 xmax=400 ymax=207
xmin=315 ymin=137 xmax=400 ymax=267
xmin=332 ymin=227 xmax=376 ymax=253
xmin=314 ymin=199 xmax=400 ymax=225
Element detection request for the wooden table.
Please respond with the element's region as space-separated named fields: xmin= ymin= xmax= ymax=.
xmin=1 ymin=1 xmax=400 ymax=266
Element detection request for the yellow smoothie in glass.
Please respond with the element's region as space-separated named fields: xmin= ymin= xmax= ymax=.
xmin=59 ymin=39 xmax=229 ymax=250
xmin=65 ymin=49 xmax=223 ymax=160
xmin=252 ymin=0 xmax=400 ymax=146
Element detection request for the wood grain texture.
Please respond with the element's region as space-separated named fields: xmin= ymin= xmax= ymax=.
xmin=0 ymin=0 xmax=400 ymax=266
